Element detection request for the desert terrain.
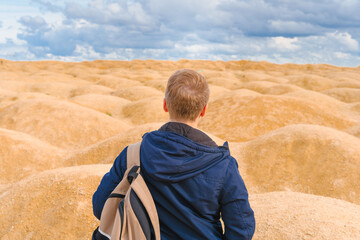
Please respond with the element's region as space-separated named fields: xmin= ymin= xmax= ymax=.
xmin=0 ymin=59 xmax=359 ymax=239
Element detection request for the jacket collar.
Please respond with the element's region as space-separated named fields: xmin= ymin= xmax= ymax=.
xmin=159 ymin=122 xmax=218 ymax=148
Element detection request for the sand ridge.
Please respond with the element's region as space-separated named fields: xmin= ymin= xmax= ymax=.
xmin=251 ymin=191 xmax=360 ymax=240
xmin=0 ymin=59 xmax=360 ymax=239
xmin=199 ymin=94 xmax=357 ymax=141
xmin=241 ymin=124 xmax=360 ymax=204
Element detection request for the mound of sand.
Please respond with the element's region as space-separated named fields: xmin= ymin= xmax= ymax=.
xmin=0 ymin=99 xmax=130 ymax=148
xmin=252 ymin=191 xmax=360 ymax=240
xmin=336 ymin=79 xmax=360 ymax=88
xmin=262 ymin=83 xmax=303 ymax=95
xmin=65 ymin=123 xmax=164 ymax=166
xmin=0 ymin=80 xmax=29 ymax=93
xmin=236 ymin=71 xmax=289 ymax=84
xmin=122 ymin=97 xmax=168 ymax=125
xmin=200 ymin=94 xmax=357 ymax=141
xmin=69 ymin=84 xmax=114 ymax=97
xmin=208 ymin=85 xmax=231 ymax=99
xmin=322 ymin=87 xmax=360 ymax=103
xmin=0 ymin=165 xmax=110 ymax=240
xmin=26 ymin=70 xmax=80 ymax=83
xmin=0 ymin=89 xmax=19 ymax=108
xmin=288 ymin=74 xmax=337 ymax=91
xmin=284 ymin=90 xmax=347 ymax=113
xmin=26 ymin=81 xmax=81 ymax=99
xmin=112 ymin=86 xmax=163 ymax=101
xmin=93 ymin=75 xmax=142 ymax=90
xmin=0 ymin=91 xmax=57 ymax=109
xmin=70 ymin=94 xmax=131 ymax=119
xmin=142 ymin=79 xmax=167 ymax=92
xmin=0 ymin=128 xmax=64 ymax=184
xmin=345 ymin=124 xmax=360 ymax=138
xmin=241 ymin=81 xmax=278 ymax=94
xmin=210 ymin=89 xmax=261 ymax=103
xmin=351 ymin=103 xmax=360 ymax=114
xmin=242 ymin=124 xmax=360 ymax=204
xmin=206 ymin=76 xmax=243 ymax=89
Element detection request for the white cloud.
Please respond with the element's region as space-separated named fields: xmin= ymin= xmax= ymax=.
xmin=327 ymin=32 xmax=359 ymax=51
xmin=269 ymin=37 xmax=300 ymax=51
xmin=334 ymin=51 xmax=351 ymax=59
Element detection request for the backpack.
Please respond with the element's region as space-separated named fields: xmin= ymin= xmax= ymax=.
xmin=92 ymin=142 xmax=161 ymax=240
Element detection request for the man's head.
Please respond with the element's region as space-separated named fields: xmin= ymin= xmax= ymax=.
xmin=164 ymin=69 xmax=209 ymax=122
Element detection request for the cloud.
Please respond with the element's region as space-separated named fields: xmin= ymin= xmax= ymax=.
xmin=328 ymin=31 xmax=359 ymax=51
xmin=32 ymin=0 xmax=63 ymax=12
xmin=268 ymin=20 xmax=324 ymax=36
xmin=269 ymin=37 xmax=300 ymax=52
xmin=17 ymin=16 xmax=49 ymax=48
xmin=0 ymin=39 xmax=35 ymax=60
xmin=217 ymin=0 xmax=360 ymax=37
xmin=262 ymin=31 xmax=360 ymax=66
xmin=2 ymin=0 xmax=359 ymax=66
xmin=18 ymin=16 xmax=49 ymax=32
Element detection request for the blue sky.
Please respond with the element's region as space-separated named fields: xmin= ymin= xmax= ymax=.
xmin=1 ymin=0 xmax=360 ymax=66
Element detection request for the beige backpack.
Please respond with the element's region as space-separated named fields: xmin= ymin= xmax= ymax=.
xmin=92 ymin=142 xmax=161 ymax=240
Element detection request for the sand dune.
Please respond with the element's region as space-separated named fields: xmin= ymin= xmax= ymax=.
xmin=241 ymin=124 xmax=360 ymax=204
xmin=64 ymin=123 xmax=163 ymax=166
xmin=70 ymin=94 xmax=131 ymax=119
xmin=284 ymin=89 xmax=346 ymax=107
xmin=351 ymin=102 xmax=360 ymax=114
xmin=0 ymin=80 xmax=30 ymax=93
xmin=236 ymin=71 xmax=289 ymax=84
xmin=69 ymin=84 xmax=114 ymax=97
xmin=0 ymin=99 xmax=130 ymax=148
xmin=95 ymin=76 xmax=142 ymax=90
xmin=322 ymin=87 xmax=360 ymax=103
xmin=0 ymin=128 xmax=64 ymax=184
xmin=27 ymin=81 xmax=82 ymax=99
xmin=200 ymin=94 xmax=357 ymax=141
xmin=252 ymin=191 xmax=360 ymax=240
xmin=345 ymin=124 xmax=360 ymax=138
xmin=142 ymin=79 xmax=167 ymax=92
xmin=206 ymin=76 xmax=243 ymax=89
xmin=122 ymin=96 xmax=168 ymax=124
xmin=208 ymin=85 xmax=231 ymax=98
xmin=0 ymin=91 xmax=57 ymax=110
xmin=0 ymin=165 xmax=110 ymax=240
xmin=262 ymin=83 xmax=303 ymax=95
xmin=112 ymin=86 xmax=164 ymax=101
xmin=1 ymin=59 xmax=359 ymax=239
xmin=288 ymin=74 xmax=338 ymax=91
xmin=240 ymin=81 xmax=279 ymax=94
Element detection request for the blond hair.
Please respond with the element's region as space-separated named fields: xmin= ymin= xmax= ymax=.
xmin=165 ymin=69 xmax=209 ymax=121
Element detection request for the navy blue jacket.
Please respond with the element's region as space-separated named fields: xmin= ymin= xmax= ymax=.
xmin=93 ymin=123 xmax=255 ymax=239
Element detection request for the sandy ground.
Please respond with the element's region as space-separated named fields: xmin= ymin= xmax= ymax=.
xmin=0 ymin=59 xmax=359 ymax=239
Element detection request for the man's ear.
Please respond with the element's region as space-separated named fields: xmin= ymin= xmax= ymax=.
xmin=200 ymin=104 xmax=207 ymax=117
xmin=163 ymin=99 xmax=169 ymax=112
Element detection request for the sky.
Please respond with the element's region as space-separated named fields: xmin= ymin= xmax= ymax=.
xmin=0 ymin=0 xmax=360 ymax=66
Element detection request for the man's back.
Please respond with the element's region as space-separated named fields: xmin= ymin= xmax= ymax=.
xmin=138 ymin=122 xmax=254 ymax=239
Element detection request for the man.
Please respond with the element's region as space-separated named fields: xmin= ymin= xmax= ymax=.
xmin=93 ymin=69 xmax=255 ymax=239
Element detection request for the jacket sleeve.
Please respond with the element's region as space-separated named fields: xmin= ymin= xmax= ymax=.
xmin=220 ymin=157 xmax=256 ymax=240
xmin=92 ymin=147 xmax=128 ymax=220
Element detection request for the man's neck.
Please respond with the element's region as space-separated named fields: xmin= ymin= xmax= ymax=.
xmin=168 ymin=118 xmax=199 ymax=129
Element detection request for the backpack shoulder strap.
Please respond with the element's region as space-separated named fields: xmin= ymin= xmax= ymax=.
xmin=126 ymin=142 xmax=141 ymax=169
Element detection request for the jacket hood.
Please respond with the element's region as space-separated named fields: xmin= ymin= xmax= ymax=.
xmin=140 ymin=130 xmax=230 ymax=182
